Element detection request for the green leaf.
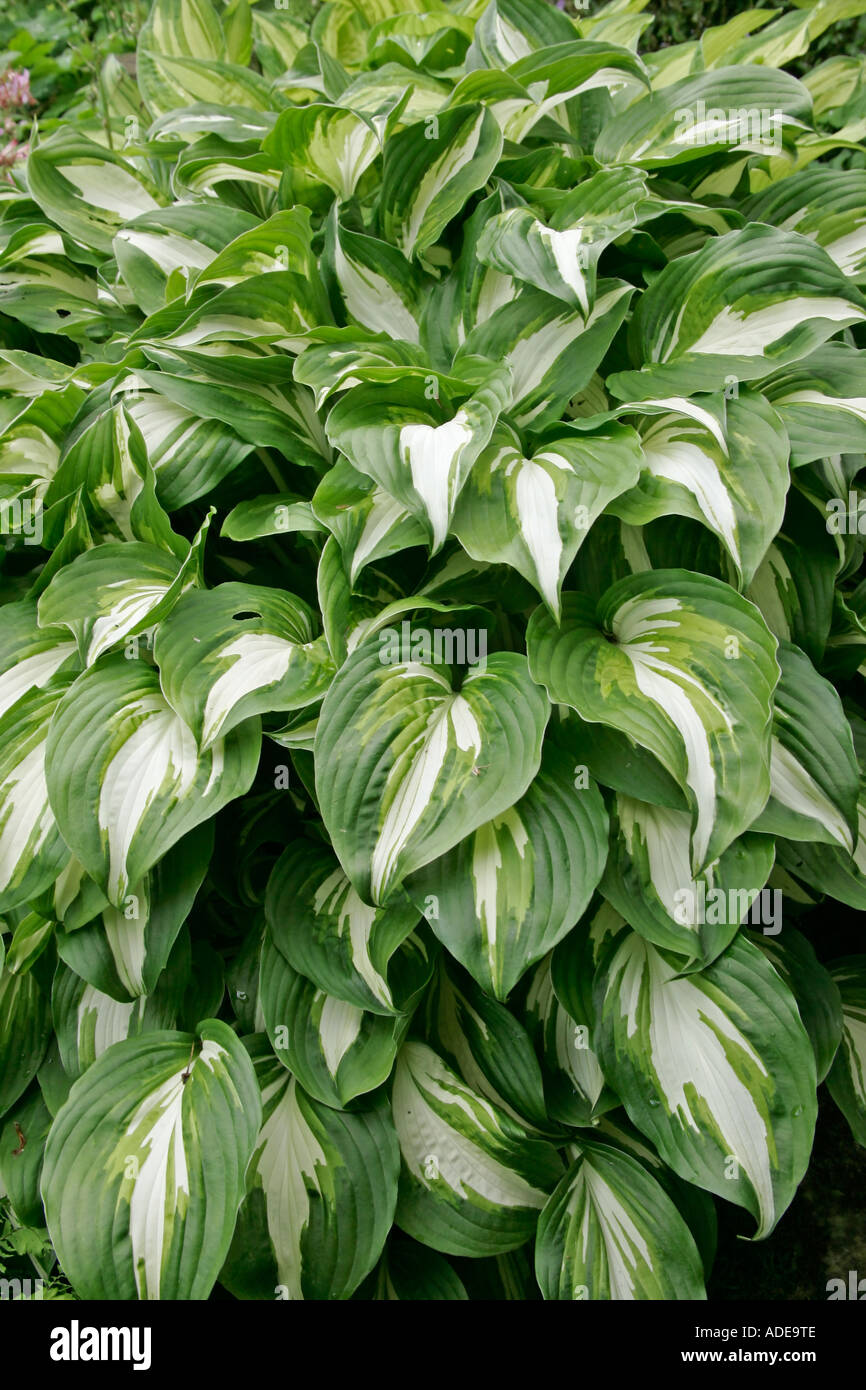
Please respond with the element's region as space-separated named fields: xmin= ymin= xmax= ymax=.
xmin=221 ymin=1037 xmax=400 ymax=1300
xmin=0 ymin=598 xmax=77 ymax=723
xmin=594 ymin=65 xmax=812 ymax=167
xmin=153 ymin=582 xmax=334 ymax=749
xmin=221 ymin=496 xmax=324 ymax=542
xmin=316 ymin=630 xmax=548 ymax=904
xmin=0 ymin=968 xmax=52 ymax=1120
xmin=391 ymin=1040 xmax=562 ymax=1256
xmin=27 ymin=130 xmax=162 ymax=255
xmin=758 ymin=930 xmax=843 ymax=1085
xmin=455 ymin=282 xmax=633 ymax=430
xmin=528 ymin=572 xmax=778 ymax=873
xmin=323 ymin=210 xmax=427 ymax=343
xmin=312 ymin=458 xmax=428 ymax=586
xmin=761 ymin=344 xmax=866 ymax=467
xmin=594 ymin=930 xmax=817 ymax=1238
xmin=406 ymin=733 xmax=608 ymax=998
xmin=0 ymin=1088 xmax=53 ymax=1227
xmin=535 ymin=1137 xmax=706 ymax=1300
xmin=51 ymin=956 xmax=184 ymax=1079
xmin=259 ymin=929 xmax=409 ymax=1108
xmin=41 ymin=1020 xmax=261 ymax=1299
xmin=45 ymin=656 xmax=260 ymax=907
xmin=55 ymin=825 xmax=213 ymax=1002
xmin=423 ymin=958 xmax=551 ymax=1129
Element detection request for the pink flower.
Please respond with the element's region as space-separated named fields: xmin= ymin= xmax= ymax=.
xmin=0 ymin=69 xmax=33 ymax=111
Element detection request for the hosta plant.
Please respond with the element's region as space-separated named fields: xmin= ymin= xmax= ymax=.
xmin=1 ymin=0 xmax=866 ymax=1303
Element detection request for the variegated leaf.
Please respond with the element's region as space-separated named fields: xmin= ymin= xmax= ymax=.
xmin=264 ymin=105 xmax=380 ymax=200
xmin=259 ymin=929 xmax=410 ymax=1108
xmin=535 ymin=1137 xmax=706 ymax=1300
xmin=391 ymin=1040 xmax=563 ymax=1256
xmin=609 ymin=390 xmax=790 ymax=589
xmin=452 ymin=423 xmax=642 ymax=620
xmin=153 ymin=582 xmax=334 ymax=749
xmin=528 ymin=572 xmax=778 ymax=873
xmin=265 ymin=841 xmax=425 ymax=1016
xmin=753 ymin=642 xmax=858 ymax=848
xmin=379 ymin=104 xmax=503 ymax=263
xmin=37 ymin=533 xmax=205 ymax=668
xmin=316 ymin=629 xmax=548 ymax=904
xmin=602 ymin=792 xmax=776 ymax=967
xmin=221 ymin=1038 xmax=400 ymax=1300
xmin=326 ymin=370 xmax=509 ymax=554
xmin=45 ymin=656 xmax=260 ymax=907
xmin=41 ymin=1020 xmax=261 ymax=1299
xmin=0 ymin=679 xmax=73 ymax=914
xmin=406 ymin=733 xmax=608 ymax=998
xmin=594 ymin=929 xmax=817 ymax=1237
xmin=0 ymin=599 xmax=78 ymax=721
xmin=609 ymin=226 xmax=866 ymax=399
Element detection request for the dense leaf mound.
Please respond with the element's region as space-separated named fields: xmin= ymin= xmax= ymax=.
xmin=1 ymin=0 xmax=866 ymax=1302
